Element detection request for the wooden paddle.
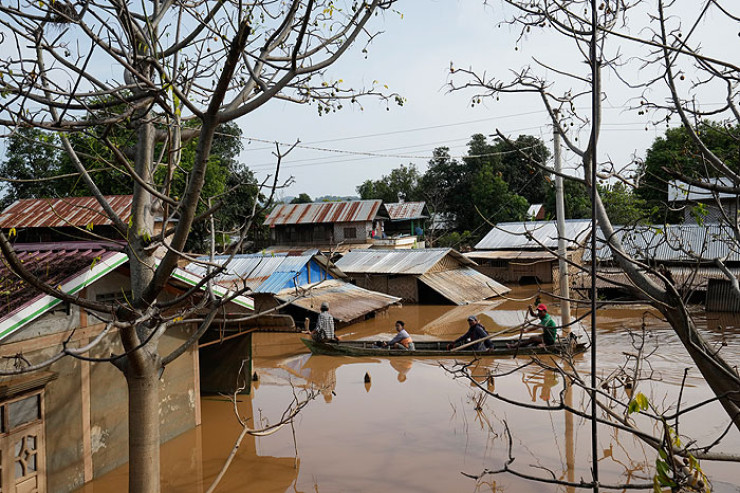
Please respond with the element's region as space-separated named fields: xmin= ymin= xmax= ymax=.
xmin=450 ymin=319 xmax=534 ymax=352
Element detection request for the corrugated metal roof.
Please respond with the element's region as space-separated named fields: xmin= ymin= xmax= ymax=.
xmin=417 ymin=268 xmax=510 ymax=305
xmin=585 ymin=223 xmax=740 ymax=263
xmin=0 ymin=196 xmax=133 ymax=228
xmin=187 ymin=251 xmax=343 ymax=293
xmin=188 ymin=253 xmax=312 ymax=284
xmin=420 ymin=301 xmax=505 ymax=336
xmin=668 ymin=178 xmax=735 ymax=202
xmin=275 ymin=279 xmax=400 ymax=323
xmin=335 ymin=248 xmax=474 ymax=274
xmin=465 ymin=250 xmax=559 ymax=261
xmin=264 ymin=200 xmax=385 ymax=227
xmin=264 ymin=243 xmax=373 ymax=254
xmin=572 ymin=266 xmax=740 ymax=291
xmin=475 ymin=219 xmax=592 ymax=250
xmin=0 ymin=242 xmax=123 ymax=322
xmin=385 ymin=202 xmax=428 ymax=221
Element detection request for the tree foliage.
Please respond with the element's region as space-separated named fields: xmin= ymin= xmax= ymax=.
xmin=357 ymin=164 xmax=422 ymax=203
xmin=637 ymin=122 xmax=740 ymax=222
xmin=290 ymin=193 xmax=313 ymax=204
xmin=0 ymin=1 xmax=400 ymax=492
xmin=358 ymin=134 xmax=547 ymax=241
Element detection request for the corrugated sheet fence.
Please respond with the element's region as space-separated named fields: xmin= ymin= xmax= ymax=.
xmin=706 ymin=279 xmax=740 ymax=312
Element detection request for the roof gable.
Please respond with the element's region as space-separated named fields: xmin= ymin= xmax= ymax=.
xmin=385 ymin=202 xmax=429 ymax=221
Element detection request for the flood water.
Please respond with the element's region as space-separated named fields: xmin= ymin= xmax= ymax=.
xmin=81 ymin=286 xmax=740 ymax=492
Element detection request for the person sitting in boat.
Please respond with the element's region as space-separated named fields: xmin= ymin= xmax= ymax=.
xmin=310 ymin=302 xmax=338 ymax=342
xmin=507 ymin=303 xmax=557 ymax=349
xmin=382 ymin=320 xmax=415 ymax=350
xmin=448 ymin=316 xmax=492 ymax=351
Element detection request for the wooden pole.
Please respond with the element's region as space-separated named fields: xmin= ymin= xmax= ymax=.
xmin=450 ymin=319 xmax=534 ymax=352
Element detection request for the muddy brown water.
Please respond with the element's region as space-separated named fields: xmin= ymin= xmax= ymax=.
xmin=81 ymin=286 xmax=740 ymax=492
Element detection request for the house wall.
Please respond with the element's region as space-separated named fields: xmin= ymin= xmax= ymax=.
xmin=682 ymin=201 xmax=737 ymax=224
xmin=0 ymin=273 xmax=201 ymax=493
xmin=553 ymin=249 xmax=584 ymax=291
xmin=354 ymin=275 xmax=418 ymax=303
xmin=333 ymin=221 xmax=371 ymax=243
xmin=474 ymin=260 xmax=554 ymax=284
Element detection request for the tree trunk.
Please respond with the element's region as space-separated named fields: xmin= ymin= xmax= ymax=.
xmin=125 ymin=357 xmax=161 ymax=493
xmin=593 ymin=193 xmax=740 ymax=432
xmin=662 ymin=303 xmax=740 ymax=432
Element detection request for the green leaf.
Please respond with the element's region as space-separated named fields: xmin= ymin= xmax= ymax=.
xmin=635 ymin=392 xmax=649 ymax=411
xmin=8 ymin=227 xmax=16 ymax=238
xmin=628 ymin=399 xmax=640 ymax=414
xmin=652 ymin=476 xmax=662 ymax=493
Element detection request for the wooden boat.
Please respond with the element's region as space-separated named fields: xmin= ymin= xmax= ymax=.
xmin=301 ymin=336 xmax=587 ymax=357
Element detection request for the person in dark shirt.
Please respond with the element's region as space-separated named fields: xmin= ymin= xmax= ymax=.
xmin=448 ymin=316 xmax=492 ymax=351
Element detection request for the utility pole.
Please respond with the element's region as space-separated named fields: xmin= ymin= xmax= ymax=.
xmin=554 ymin=128 xmax=572 ymax=330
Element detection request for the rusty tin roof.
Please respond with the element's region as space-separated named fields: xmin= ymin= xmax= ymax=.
xmin=0 ymin=196 xmax=133 ymax=229
xmin=418 ymin=269 xmax=510 ymax=305
xmin=385 ymin=202 xmax=428 ymax=221
xmin=275 ymin=279 xmax=400 ymax=323
xmin=264 ymin=200 xmax=386 ymax=227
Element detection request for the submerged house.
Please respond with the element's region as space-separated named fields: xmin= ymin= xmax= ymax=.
xmin=185 ymin=250 xmax=400 ymax=327
xmin=0 ymin=241 xmax=253 ymax=493
xmin=334 ymin=248 xmax=510 ymax=305
xmin=467 ymin=220 xmax=591 ymax=284
xmin=577 ymin=223 xmax=740 ymax=311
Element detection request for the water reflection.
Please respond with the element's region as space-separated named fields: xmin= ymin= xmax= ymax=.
xmin=389 ymin=359 xmax=412 ymax=382
xmin=522 ymin=369 xmax=559 ymax=403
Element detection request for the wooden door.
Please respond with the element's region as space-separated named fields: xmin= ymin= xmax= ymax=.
xmin=0 ymin=391 xmax=45 ymax=493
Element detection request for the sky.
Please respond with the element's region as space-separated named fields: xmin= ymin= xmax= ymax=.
xmin=235 ymin=1 xmax=730 ymax=201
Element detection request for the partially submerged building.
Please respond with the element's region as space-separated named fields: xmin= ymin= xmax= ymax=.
xmin=467 ymin=220 xmax=591 ymax=284
xmin=334 ymin=248 xmax=510 ymax=305
xmin=577 ymin=223 xmax=740 ymax=311
xmin=186 ymin=250 xmax=400 ymax=327
xmin=0 ymin=242 xmax=253 ymax=492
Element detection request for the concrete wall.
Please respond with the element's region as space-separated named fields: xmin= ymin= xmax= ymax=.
xmin=333 ymin=221 xmax=371 ymax=243
xmin=0 ymin=270 xmax=201 ymax=493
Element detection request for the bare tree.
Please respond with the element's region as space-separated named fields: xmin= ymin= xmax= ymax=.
xmin=0 ymin=1 xmax=398 ymax=491
xmin=449 ymin=0 xmax=740 ymax=435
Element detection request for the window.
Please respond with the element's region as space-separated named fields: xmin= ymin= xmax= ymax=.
xmin=343 ymin=227 xmax=357 ymax=239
